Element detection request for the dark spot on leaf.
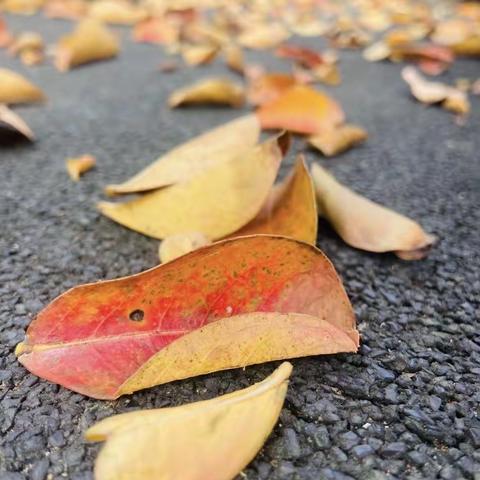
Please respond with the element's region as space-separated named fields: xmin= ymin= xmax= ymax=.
xmin=129 ymin=309 xmax=144 ymax=322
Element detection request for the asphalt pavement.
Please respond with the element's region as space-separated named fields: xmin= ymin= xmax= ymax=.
xmin=1 ymin=13 xmax=480 ymax=480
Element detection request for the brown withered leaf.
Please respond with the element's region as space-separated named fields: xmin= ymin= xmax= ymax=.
xmin=88 ymin=0 xmax=147 ymax=24
xmin=106 ymin=114 xmax=260 ymax=195
xmin=54 ymin=19 xmax=119 ymax=72
xmin=0 ymin=68 xmax=45 ymax=105
xmin=66 ymin=154 xmax=96 ymax=181
xmin=168 ymin=78 xmax=245 ymax=108
xmin=159 ymin=232 xmax=211 ymax=263
xmin=0 ymin=104 xmax=34 ymax=140
xmin=229 ymin=156 xmax=317 ymax=244
xmin=308 ymin=124 xmax=368 ymax=157
xmin=85 ymin=362 xmax=293 ymax=480
xmin=98 ymin=133 xmax=287 ymax=240
xmin=311 ymin=163 xmax=436 ymax=260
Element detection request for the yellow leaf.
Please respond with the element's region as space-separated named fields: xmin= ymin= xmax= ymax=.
xmin=98 ymin=133 xmax=287 ymax=240
xmin=105 ymin=114 xmax=260 ymax=195
xmin=223 ymin=43 xmax=244 ymax=74
xmin=0 ymin=104 xmax=34 ymax=140
xmin=182 ymin=43 xmax=218 ymax=66
xmin=88 ymin=0 xmax=147 ymax=25
xmin=308 ymin=124 xmax=368 ymax=157
xmin=228 ymin=156 xmax=317 ymax=244
xmin=0 ymin=68 xmax=45 ymax=105
xmin=66 ymin=154 xmax=96 ymax=181
xmin=311 ymin=163 xmax=436 ymax=259
xmin=1 ymin=0 xmax=44 ymax=14
xmin=238 ymin=22 xmax=290 ymax=50
xmin=8 ymin=32 xmax=44 ymax=66
xmin=118 ymin=311 xmax=357 ymax=397
xmin=168 ymin=78 xmax=245 ymax=108
xmin=54 ymin=19 xmax=119 ymax=72
xmin=86 ymin=362 xmax=293 ymax=480
xmin=159 ymin=232 xmax=211 ymax=263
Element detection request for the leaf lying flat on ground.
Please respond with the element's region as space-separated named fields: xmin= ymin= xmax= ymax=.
xmin=98 ymin=133 xmax=287 ymax=240
xmin=105 ymin=114 xmax=260 ymax=195
xmin=247 ymin=72 xmax=298 ymax=106
xmin=88 ymin=0 xmax=147 ymax=24
xmin=402 ymin=66 xmax=470 ymax=115
xmin=0 ymin=68 xmax=45 ymax=105
xmin=66 ymin=154 xmax=96 ymax=181
xmin=54 ymin=19 xmax=119 ymax=72
xmin=256 ymin=85 xmax=344 ymax=134
xmin=238 ymin=22 xmax=290 ymax=50
xmin=0 ymin=104 xmax=34 ymax=140
xmin=16 ymin=235 xmax=358 ymax=399
xmin=228 ymin=156 xmax=318 ymax=244
xmin=86 ymin=362 xmax=292 ymax=480
xmin=159 ymin=232 xmax=211 ymax=263
xmin=311 ymin=163 xmax=436 ymax=260
xmin=168 ymin=78 xmax=245 ymax=108
xmin=308 ymin=124 xmax=368 ymax=157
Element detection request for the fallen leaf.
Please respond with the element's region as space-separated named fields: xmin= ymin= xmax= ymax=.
xmin=256 ymin=84 xmax=344 ymax=134
xmin=0 ymin=16 xmax=13 ymax=48
xmin=223 ymin=43 xmax=244 ymax=74
xmin=229 ymin=156 xmax=317 ymax=244
xmin=275 ymin=43 xmax=326 ymax=69
xmin=247 ymin=73 xmax=298 ymax=106
xmin=1 ymin=0 xmax=44 ymax=15
xmin=43 ymin=0 xmax=87 ymax=19
xmin=8 ymin=32 xmax=44 ymax=66
xmin=88 ymin=0 xmax=147 ymax=25
xmin=311 ymin=163 xmax=436 ymax=259
xmin=390 ymin=42 xmax=454 ymax=74
xmin=0 ymin=68 xmax=45 ymax=105
xmin=132 ymin=17 xmax=178 ymax=45
xmin=181 ymin=43 xmax=218 ymax=66
xmin=66 ymin=154 xmax=96 ymax=181
xmin=362 ymin=41 xmax=391 ymax=62
xmin=98 ymin=133 xmax=287 ymax=240
xmin=159 ymin=232 xmax=211 ymax=263
xmin=0 ymin=104 xmax=34 ymax=140
xmin=85 ymin=362 xmax=292 ymax=480
xmin=168 ymin=78 xmax=245 ymax=108
xmin=106 ymin=114 xmax=260 ymax=195
xmin=402 ymin=66 xmax=470 ymax=115
xmin=54 ymin=19 xmax=119 ymax=72
xmin=238 ymin=22 xmax=290 ymax=50
xmin=308 ymin=124 xmax=368 ymax=157
xmin=16 ymin=235 xmax=357 ymax=398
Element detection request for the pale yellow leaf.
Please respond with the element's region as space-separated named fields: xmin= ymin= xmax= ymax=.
xmin=308 ymin=124 xmax=367 ymax=157
xmin=0 ymin=68 xmax=45 ymax=105
xmin=159 ymin=232 xmax=211 ymax=263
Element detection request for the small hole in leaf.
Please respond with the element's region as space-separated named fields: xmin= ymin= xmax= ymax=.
xmin=129 ymin=309 xmax=144 ymax=322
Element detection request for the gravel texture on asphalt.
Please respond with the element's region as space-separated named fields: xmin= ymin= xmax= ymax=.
xmin=1 ymin=13 xmax=480 ymax=480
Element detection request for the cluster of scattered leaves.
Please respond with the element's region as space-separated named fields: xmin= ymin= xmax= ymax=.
xmin=2 ymin=0 xmax=476 ymax=478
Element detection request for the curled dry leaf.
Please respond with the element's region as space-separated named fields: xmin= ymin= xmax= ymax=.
xmin=106 ymin=114 xmax=260 ymax=195
xmin=181 ymin=43 xmax=218 ymax=66
xmin=256 ymin=84 xmax=344 ymax=135
xmin=168 ymin=78 xmax=245 ymax=108
xmin=159 ymin=232 xmax=211 ymax=263
xmin=311 ymin=163 xmax=436 ymax=260
xmin=1 ymin=0 xmax=43 ymax=15
xmin=98 ymin=133 xmax=287 ymax=240
xmin=88 ymin=0 xmax=147 ymax=25
xmin=229 ymin=156 xmax=317 ymax=244
xmin=86 ymin=362 xmax=292 ymax=480
xmin=132 ymin=17 xmax=179 ymax=45
xmin=0 ymin=68 xmax=45 ymax=105
xmin=223 ymin=43 xmax=244 ymax=74
xmin=402 ymin=66 xmax=470 ymax=115
xmin=54 ymin=19 xmax=119 ymax=72
xmin=16 ymin=235 xmax=358 ymax=399
xmin=0 ymin=104 xmax=34 ymax=140
xmin=66 ymin=154 xmax=96 ymax=181
xmin=308 ymin=124 xmax=368 ymax=157
xmin=8 ymin=32 xmax=44 ymax=66
xmin=238 ymin=22 xmax=290 ymax=50
xmin=43 ymin=0 xmax=87 ymax=19
xmin=0 ymin=16 xmax=13 ymax=48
